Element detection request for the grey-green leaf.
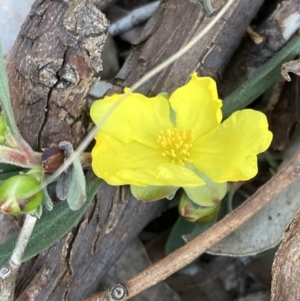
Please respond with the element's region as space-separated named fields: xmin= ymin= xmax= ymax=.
xmin=222 ymin=36 xmax=300 ymax=118
xmin=205 ymin=178 xmax=300 ymax=256
xmin=165 ymin=217 xmax=196 ymax=255
xmin=56 ymin=172 xmax=69 ymax=201
xmin=67 ymin=156 xmax=87 ymax=211
xmin=43 ymin=187 xmax=53 ymax=211
xmin=0 ymin=43 xmax=19 ymax=136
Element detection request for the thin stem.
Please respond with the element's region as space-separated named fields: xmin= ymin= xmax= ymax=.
xmin=82 ymin=149 xmax=300 ymax=301
xmin=202 ymin=0 xmax=215 ymax=15
xmin=10 ymin=214 xmax=37 ymax=266
xmin=0 ymin=214 xmax=38 ymax=301
xmin=80 ymin=152 xmax=92 ymax=168
xmin=0 ymin=145 xmax=41 ymax=168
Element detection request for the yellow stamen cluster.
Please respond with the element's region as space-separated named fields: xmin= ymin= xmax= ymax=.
xmin=157 ymin=129 xmax=194 ymax=166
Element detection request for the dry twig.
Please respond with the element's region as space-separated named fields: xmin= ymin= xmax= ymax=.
xmin=82 ymin=148 xmax=300 ymax=301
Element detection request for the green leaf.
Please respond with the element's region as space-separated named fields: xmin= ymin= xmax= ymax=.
xmin=207 ymin=178 xmax=300 ymax=256
xmin=58 ymin=141 xmax=87 ymax=210
xmin=56 ymin=172 xmax=69 ymax=201
xmin=42 ymin=187 xmax=53 ymax=211
xmin=165 ymin=217 xmax=196 ymax=255
xmin=0 ymin=163 xmax=25 ymax=182
xmin=181 ymin=218 xmax=218 ymax=243
xmin=0 ymin=175 xmax=102 ymax=266
xmin=67 ymin=156 xmax=87 ymax=211
xmin=0 ymin=43 xmax=19 ymax=137
xmin=222 ymin=36 xmax=300 ymax=118
xmin=165 ymin=216 xmax=217 ymax=271
xmin=166 ymin=216 xmax=217 ymax=256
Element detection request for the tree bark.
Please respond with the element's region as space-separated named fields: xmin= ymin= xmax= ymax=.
xmin=271 ymin=209 xmax=300 ymax=301
xmin=6 ymin=0 xmax=109 ymax=150
xmin=1 ymin=0 xmax=268 ymax=300
xmin=114 ymin=0 xmax=265 ymax=95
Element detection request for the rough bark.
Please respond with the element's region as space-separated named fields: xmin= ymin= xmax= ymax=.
xmin=15 ymin=181 xmax=165 ymax=301
xmin=6 ymin=0 xmax=109 ymax=150
xmin=1 ymin=0 xmax=268 ymax=300
xmin=113 ymin=0 xmax=265 ymax=95
xmin=271 ymin=209 xmax=300 ymax=301
xmin=2 ymin=1 xmax=167 ymax=299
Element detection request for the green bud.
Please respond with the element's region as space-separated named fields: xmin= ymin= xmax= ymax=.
xmin=179 ymin=192 xmax=221 ymax=223
xmin=184 ymin=182 xmax=227 ymax=207
xmin=183 ymin=167 xmax=227 ymax=206
xmin=131 ymin=185 xmax=178 ymax=202
xmin=0 ymin=175 xmax=43 ymax=215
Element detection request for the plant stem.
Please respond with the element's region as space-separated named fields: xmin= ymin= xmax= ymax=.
xmin=0 ymin=145 xmax=41 ymax=168
xmin=80 ymin=152 xmax=92 ymax=168
xmin=202 ymin=0 xmax=215 ymax=14
xmin=10 ymin=214 xmax=37 ymax=266
xmin=82 ymin=148 xmax=300 ymax=301
xmin=0 ymin=214 xmax=38 ymax=301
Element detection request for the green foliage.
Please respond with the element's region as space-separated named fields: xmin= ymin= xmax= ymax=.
xmin=165 ymin=217 xmax=196 ymax=255
xmin=222 ymin=36 xmax=300 ymax=118
xmin=67 ymin=154 xmax=87 ymax=210
xmin=0 ymin=163 xmax=25 ymax=182
xmin=0 ymin=43 xmax=19 ymax=137
xmin=165 ymin=216 xmax=217 ymax=269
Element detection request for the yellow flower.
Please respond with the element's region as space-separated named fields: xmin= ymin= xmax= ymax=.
xmin=90 ymin=73 xmax=272 ymax=187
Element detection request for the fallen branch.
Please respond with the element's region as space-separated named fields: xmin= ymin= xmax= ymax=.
xmin=82 ymin=148 xmax=300 ymax=301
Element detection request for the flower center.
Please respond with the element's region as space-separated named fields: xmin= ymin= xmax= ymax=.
xmin=157 ymin=129 xmax=194 ymax=166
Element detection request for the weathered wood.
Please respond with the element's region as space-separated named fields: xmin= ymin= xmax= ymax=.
xmin=113 ymin=0 xmax=265 ymax=94
xmin=4 ymin=1 xmax=167 ymax=299
xmin=15 ymin=181 xmax=165 ymax=300
xmin=6 ymin=0 xmax=109 ymax=150
xmin=2 ymin=0 xmax=267 ymax=300
xmin=271 ymin=209 xmax=300 ymax=301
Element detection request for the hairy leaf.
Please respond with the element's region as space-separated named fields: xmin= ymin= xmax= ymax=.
xmin=0 ymin=43 xmax=19 ymax=137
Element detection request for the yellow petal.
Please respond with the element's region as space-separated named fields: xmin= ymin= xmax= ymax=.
xmin=118 ymin=164 xmax=205 ymax=187
xmin=191 ymin=109 xmax=273 ymax=182
xmin=90 ymin=89 xmax=173 ymax=149
xmin=92 ymin=132 xmax=205 ymax=187
xmin=169 ymin=73 xmax=222 ymax=138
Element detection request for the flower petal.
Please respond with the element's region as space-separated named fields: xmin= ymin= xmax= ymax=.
xmin=170 ymin=73 xmax=222 ymax=138
xmin=118 ymin=164 xmax=205 ymax=187
xmin=92 ymin=132 xmax=205 ymax=187
xmin=90 ymin=89 xmax=173 ymax=148
xmin=191 ymin=109 xmax=273 ymax=182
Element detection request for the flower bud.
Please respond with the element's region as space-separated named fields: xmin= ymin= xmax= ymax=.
xmin=0 ymin=175 xmax=43 ymax=215
xmin=183 ymin=180 xmax=227 ymax=207
xmin=131 ymin=185 xmax=178 ymax=202
xmin=42 ymin=147 xmax=65 ymax=175
xmin=179 ymin=192 xmax=221 ymax=223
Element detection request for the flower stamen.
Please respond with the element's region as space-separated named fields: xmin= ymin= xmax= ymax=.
xmin=157 ymin=129 xmax=194 ymax=166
